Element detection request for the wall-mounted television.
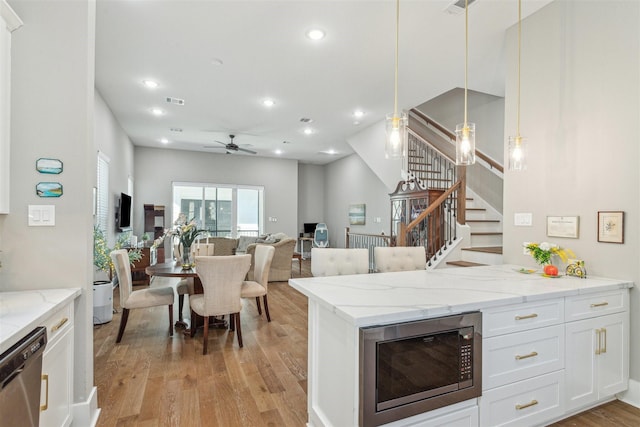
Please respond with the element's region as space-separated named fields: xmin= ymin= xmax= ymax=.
xmin=117 ymin=192 xmax=132 ymax=231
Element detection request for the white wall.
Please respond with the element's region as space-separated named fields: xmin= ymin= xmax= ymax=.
xmin=323 ymin=154 xmax=391 ymax=248
xmin=134 ymin=146 xmax=299 ymax=239
xmin=298 ymin=163 xmax=325 ymax=235
xmin=2 ymin=0 xmax=96 ymax=413
xmin=502 ymin=0 xmax=640 ymax=381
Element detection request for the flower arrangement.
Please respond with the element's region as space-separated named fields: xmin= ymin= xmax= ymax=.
xmin=172 ymin=214 xmax=205 ymax=249
xmin=93 ymin=226 xmax=142 ymax=279
xmin=524 ymin=241 xmax=574 ymax=266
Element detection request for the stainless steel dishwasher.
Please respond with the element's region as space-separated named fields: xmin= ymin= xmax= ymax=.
xmin=0 ymin=327 xmax=47 ymax=427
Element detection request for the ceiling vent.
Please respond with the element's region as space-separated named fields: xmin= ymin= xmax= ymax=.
xmin=166 ymin=97 xmax=185 ymax=106
xmin=445 ymin=0 xmax=477 ymax=15
xmin=300 ymin=117 xmax=313 ymax=123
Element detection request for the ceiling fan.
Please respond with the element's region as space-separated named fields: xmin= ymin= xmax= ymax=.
xmin=204 ymin=134 xmax=256 ymax=154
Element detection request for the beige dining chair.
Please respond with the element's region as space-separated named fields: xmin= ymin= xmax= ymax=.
xmin=374 ymin=246 xmax=426 ymax=273
xmin=176 ymin=243 xmax=215 ymax=321
xmin=110 ymin=249 xmax=175 ymax=343
xmin=241 ymin=245 xmax=275 ymax=321
xmin=310 ymin=248 xmax=369 ymax=277
xmin=190 ymin=254 xmax=251 ymax=354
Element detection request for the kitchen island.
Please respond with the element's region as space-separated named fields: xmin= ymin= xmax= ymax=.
xmin=289 ymin=264 xmax=633 ymax=427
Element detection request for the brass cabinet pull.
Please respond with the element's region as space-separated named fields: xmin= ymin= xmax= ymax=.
xmin=516 ymin=399 xmax=539 ymax=410
xmin=590 ymin=302 xmax=608 ymax=308
xmin=515 ymin=313 xmax=538 ymax=321
xmin=515 ymin=351 xmax=539 ymax=360
xmin=595 ymin=329 xmax=601 ymax=355
xmin=602 ymin=328 xmax=607 ymax=354
xmin=51 ymin=317 xmax=69 ymax=332
xmin=40 ymin=374 xmax=49 ymax=411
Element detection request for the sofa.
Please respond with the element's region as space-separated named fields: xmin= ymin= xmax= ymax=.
xmin=196 ymin=236 xmax=238 ymax=255
xmin=246 ymin=238 xmax=296 ymax=282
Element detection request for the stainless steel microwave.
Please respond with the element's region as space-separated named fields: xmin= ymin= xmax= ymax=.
xmin=359 ymin=311 xmax=482 ymax=426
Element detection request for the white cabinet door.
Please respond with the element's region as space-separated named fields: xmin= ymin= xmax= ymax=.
xmin=40 ymin=326 xmax=73 ymax=427
xmin=597 ymin=312 xmax=628 ymax=398
xmin=565 ymin=311 xmax=628 ymax=412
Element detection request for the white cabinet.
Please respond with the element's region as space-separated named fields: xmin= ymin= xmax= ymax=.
xmin=40 ymin=302 xmax=74 ymax=427
xmin=565 ymin=311 xmax=628 ymax=412
xmin=0 ymin=1 xmax=22 ymax=213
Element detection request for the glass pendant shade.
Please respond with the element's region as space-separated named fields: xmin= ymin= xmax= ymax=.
xmin=508 ymin=135 xmax=527 ymax=171
xmin=385 ymin=112 xmax=407 ymax=158
xmin=455 ymin=122 xmax=476 ymax=165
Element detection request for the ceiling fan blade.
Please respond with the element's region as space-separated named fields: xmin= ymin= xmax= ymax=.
xmin=237 ymin=147 xmax=257 ymax=154
xmin=214 ymin=140 xmax=227 ymax=146
xmin=203 ymin=145 xmax=226 ymax=149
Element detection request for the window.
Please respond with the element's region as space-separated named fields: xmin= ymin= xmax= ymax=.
xmin=96 ymin=152 xmax=110 ymax=233
xmin=172 ymin=183 xmax=264 ymax=237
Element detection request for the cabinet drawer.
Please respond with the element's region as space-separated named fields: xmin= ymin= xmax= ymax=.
xmin=41 ymin=302 xmax=73 ymax=345
xmin=565 ymin=290 xmax=628 ymax=321
xmin=483 ymin=324 xmax=564 ymax=390
xmin=482 ymin=299 xmax=564 ymax=337
xmin=479 ymin=371 xmax=564 ymax=427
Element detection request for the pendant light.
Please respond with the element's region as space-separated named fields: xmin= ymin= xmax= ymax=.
xmin=385 ymin=0 xmax=407 ymax=159
xmin=455 ymin=0 xmax=476 ymax=165
xmin=508 ymin=0 xmax=527 ymax=171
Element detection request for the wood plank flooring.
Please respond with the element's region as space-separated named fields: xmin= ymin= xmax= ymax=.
xmin=94 ymin=259 xmax=640 ymax=426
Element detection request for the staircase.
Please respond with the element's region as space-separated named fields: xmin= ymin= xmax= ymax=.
xmin=446 ymin=193 xmax=503 ymax=267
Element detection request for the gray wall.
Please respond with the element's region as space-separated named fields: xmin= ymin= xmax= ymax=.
xmin=298 ymin=163 xmax=325 ymax=235
xmin=134 ymin=146 xmax=299 ymax=239
xmin=502 ymin=0 xmax=640 ymax=381
xmin=2 ymin=0 xmax=96 ymax=409
xmin=94 ymin=90 xmax=135 ymax=281
xmin=323 ymin=154 xmax=391 ymax=248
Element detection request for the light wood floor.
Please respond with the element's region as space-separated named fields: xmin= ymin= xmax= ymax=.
xmin=94 ymin=259 xmax=640 ymax=426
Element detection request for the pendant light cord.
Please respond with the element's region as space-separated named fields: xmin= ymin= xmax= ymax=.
xmin=393 ymin=0 xmax=400 ymax=118
xmin=464 ymin=0 xmax=468 ymax=126
xmin=516 ymin=0 xmax=521 ymax=138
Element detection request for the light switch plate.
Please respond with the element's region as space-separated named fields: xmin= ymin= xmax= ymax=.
xmin=514 ymin=212 xmax=533 ymax=226
xmin=28 ymin=205 xmax=55 ymax=226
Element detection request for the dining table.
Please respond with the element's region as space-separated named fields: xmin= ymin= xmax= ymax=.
xmin=145 ymin=261 xmax=225 ymax=333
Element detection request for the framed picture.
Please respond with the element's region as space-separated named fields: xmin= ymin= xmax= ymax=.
xmin=546 ymin=216 xmax=579 ymax=238
xmin=598 ymin=211 xmax=624 ymax=243
xmin=36 ymin=158 xmax=63 ymax=174
xmin=36 ymin=182 xmax=63 ymax=197
xmin=349 ymin=203 xmax=366 ymax=225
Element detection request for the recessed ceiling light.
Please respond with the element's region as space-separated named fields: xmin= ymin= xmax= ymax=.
xmin=303 ymin=127 xmax=314 ymax=135
xmin=353 ymin=121 xmax=361 ymax=126
xmin=160 ymin=138 xmax=169 ymax=144
xmin=263 ymin=99 xmax=275 ymax=107
xmin=353 ymin=110 xmax=364 ymax=118
xmin=306 ymin=29 xmax=326 ymax=40
xmin=150 ymin=108 xmax=165 ymax=116
xmin=142 ymin=79 xmax=159 ymax=89
xmin=275 ymin=149 xmax=283 ymax=155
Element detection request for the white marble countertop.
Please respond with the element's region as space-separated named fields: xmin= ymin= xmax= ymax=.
xmin=0 ymin=288 xmax=82 ymax=353
xmin=288 ymin=264 xmax=633 ymax=327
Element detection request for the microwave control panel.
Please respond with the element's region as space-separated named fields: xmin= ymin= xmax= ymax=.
xmin=459 ymin=327 xmax=473 ymax=382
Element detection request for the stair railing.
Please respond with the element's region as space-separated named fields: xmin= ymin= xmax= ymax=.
xmin=397 ymin=179 xmax=463 ymax=265
xmin=345 ymin=227 xmax=393 ymax=272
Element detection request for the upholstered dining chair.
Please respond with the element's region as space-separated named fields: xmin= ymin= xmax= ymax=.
xmin=374 ymin=246 xmax=426 ymax=273
xmin=176 ymin=243 xmax=215 ymax=321
xmin=190 ymin=254 xmax=251 ymax=354
xmin=310 ymin=248 xmax=369 ymax=277
xmin=241 ymin=245 xmax=275 ymax=321
xmin=110 ymin=249 xmax=175 ymax=343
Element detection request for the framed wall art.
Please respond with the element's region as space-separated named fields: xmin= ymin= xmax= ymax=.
xmin=36 ymin=158 xmax=63 ymax=174
xmin=348 ymin=203 xmax=366 ymax=225
xmin=597 ymin=211 xmax=624 ymax=243
xmin=546 ymin=216 xmax=579 ymax=238
xmin=36 ymin=182 xmax=63 ymax=198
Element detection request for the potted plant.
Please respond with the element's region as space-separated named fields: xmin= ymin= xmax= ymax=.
xmin=93 ymin=225 xmax=142 ymax=282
